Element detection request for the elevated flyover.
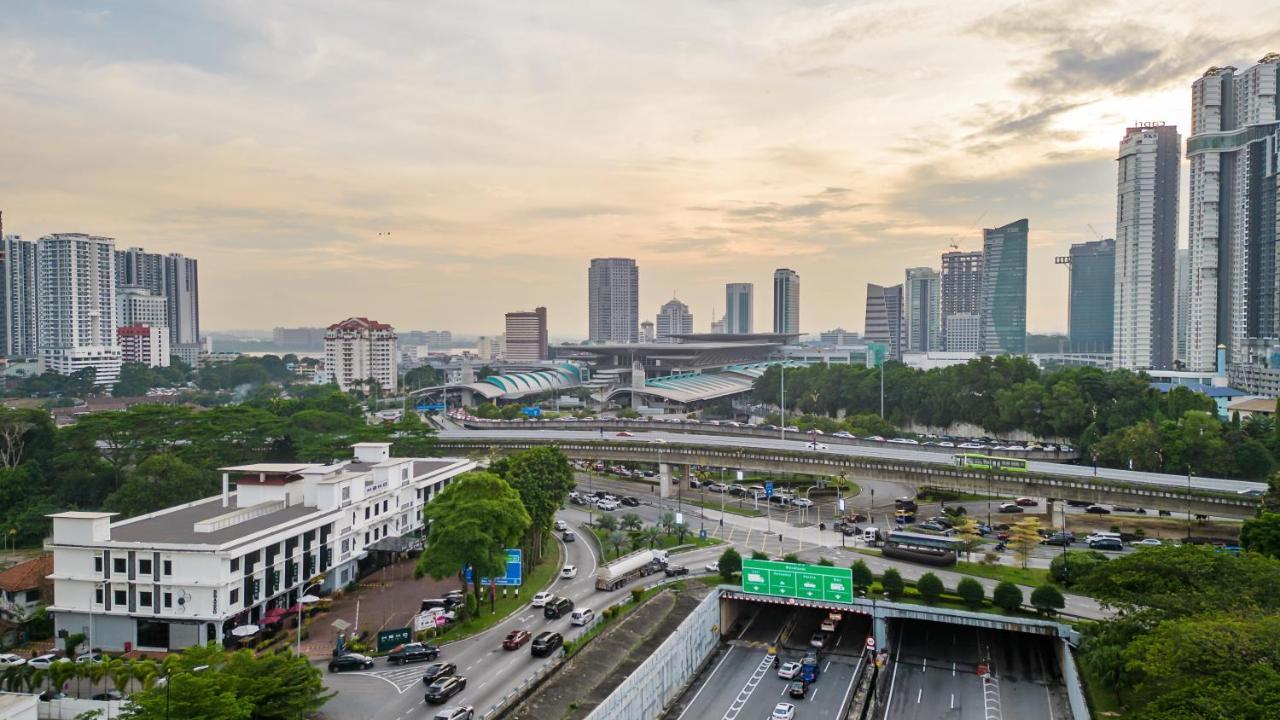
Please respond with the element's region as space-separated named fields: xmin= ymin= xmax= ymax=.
xmin=435 ymin=429 xmax=1264 ymax=520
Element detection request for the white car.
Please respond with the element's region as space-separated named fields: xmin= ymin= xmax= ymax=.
xmin=0 ymin=654 xmax=25 ymax=667
xmin=75 ymin=652 xmax=105 ymax=664
xmin=958 ymin=442 xmax=985 ymax=449
xmin=1131 ymin=538 xmax=1163 ymax=547
xmin=790 ymin=498 xmax=814 ymax=508
xmin=28 ymin=654 xmax=65 ymax=670
xmin=647 ymin=438 xmax=667 ymax=444
xmin=704 ymin=562 xmax=720 ymax=573
xmin=833 ymin=431 xmax=854 ymax=439
xmin=777 ymin=661 xmax=802 ymax=680
xmin=772 ymin=702 xmax=797 ymax=720
xmin=597 ymin=499 xmax=619 ymax=511
xmin=531 ymin=592 xmax=555 ymax=608
xmin=554 ymin=520 xmax=567 ymax=531
xmin=886 ymin=438 xmax=919 ymax=445
xmin=804 ymin=442 xmax=828 ymax=451
xmin=560 ymin=565 xmax=578 ymax=579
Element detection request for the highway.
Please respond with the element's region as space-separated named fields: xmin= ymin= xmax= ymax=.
xmin=437 ymin=428 xmax=1267 ymax=494
xmin=320 ymin=504 xmax=724 ymax=720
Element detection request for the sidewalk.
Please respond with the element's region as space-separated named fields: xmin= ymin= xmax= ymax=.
xmin=299 ymin=558 xmax=461 ymax=659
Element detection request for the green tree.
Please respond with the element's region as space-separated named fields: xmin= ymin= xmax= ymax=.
xmin=492 ymin=447 xmax=574 ymax=564
xmin=782 ymin=553 xmax=801 ymax=564
xmin=620 ymin=513 xmax=643 ymax=532
xmin=119 ymin=671 xmax=252 ymax=720
xmin=1078 ymin=545 xmax=1280 ymax=619
xmin=956 ymin=577 xmax=984 ymax=609
xmin=1008 ymin=517 xmax=1042 ymax=569
xmin=103 ymin=453 xmax=213 ymax=518
xmin=606 ymin=531 xmax=628 ymax=559
xmin=594 ymin=514 xmax=618 ymax=533
xmin=1029 ymin=585 xmax=1065 ymax=615
xmin=850 ymin=560 xmax=873 ymax=590
xmin=1125 ymin=665 xmax=1280 ymax=720
xmin=751 ymin=551 xmax=769 ymax=560
xmin=388 ymin=411 xmax=437 ymax=458
xmin=881 ymin=568 xmax=904 ymax=600
xmin=992 ymin=581 xmax=1023 ymax=612
xmin=1242 ymin=513 xmax=1280 ymax=559
xmin=718 ymin=547 xmax=742 ymax=582
xmin=414 ymin=471 xmax=531 ymax=613
xmin=1049 ymin=550 xmax=1109 ymax=587
xmin=916 ymin=572 xmax=944 ymax=604
xmin=1122 ymin=614 xmax=1280 ymax=703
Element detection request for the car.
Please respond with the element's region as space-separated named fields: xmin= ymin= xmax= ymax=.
xmin=597 ymin=499 xmax=619 ymax=511
xmin=386 ymin=643 xmax=440 ymax=665
xmin=554 ymin=519 xmax=567 ymax=531
xmin=886 ymin=437 xmax=919 ymax=445
xmin=1015 ymin=497 xmax=1038 ymax=507
xmin=621 ymin=496 xmax=641 ymax=507
xmin=790 ymin=498 xmax=814 ymax=508
xmin=544 ymin=597 xmax=574 ymax=619
xmin=917 ymin=521 xmax=947 ymax=533
xmin=502 ymin=630 xmax=532 ymax=650
xmin=328 ymin=653 xmax=375 ymax=673
xmin=421 ymin=662 xmax=457 ymax=684
xmin=91 ymin=690 xmax=123 ymax=701
xmin=38 ymin=690 xmax=65 ymax=702
xmin=804 ymin=442 xmax=828 ymax=450
xmin=958 ymin=442 xmax=985 ymax=449
xmin=531 ymin=631 xmax=564 ymax=657
xmin=0 ymin=654 xmax=25 ymax=668
xmin=772 ymin=702 xmax=797 ymax=720
xmin=997 ymin=503 xmax=1024 ymax=513
xmin=562 ymin=530 xmax=576 ymax=542
xmin=704 ymin=562 xmax=720 ymax=573
xmin=560 ymin=565 xmax=578 ymax=579
xmin=647 ymin=438 xmax=667 ymax=444
xmin=1111 ymin=506 xmax=1139 ymax=513
xmin=444 ymin=589 xmax=466 ymax=604
xmin=28 ymin=654 xmax=67 ymax=671
xmin=894 ymin=498 xmax=918 ymax=511
xmin=531 ymin=591 xmax=555 ymax=608
xmin=1090 ymin=538 xmax=1124 ymax=551
xmin=833 ymin=431 xmax=855 ymax=439
xmin=1085 ymin=505 xmax=1112 ymax=514
xmin=1041 ymin=533 xmax=1074 ymax=546
xmin=788 ymin=680 xmax=807 ymax=698
xmin=75 ymin=652 xmax=106 ymax=664
xmin=664 ymin=564 xmax=689 ymax=577
xmin=1065 ymin=499 xmax=1093 ymax=507
xmin=777 ymin=661 xmax=802 ymax=680
xmin=431 ymin=707 xmax=475 ymax=720
xmin=425 ymin=675 xmax=467 ymax=704
xmin=937 ymin=441 xmax=956 ymax=447
xmin=810 ymin=631 xmax=830 ymax=648
xmin=570 ymin=608 xmax=595 ymax=626
xmin=1132 ymin=538 xmax=1164 ymax=547
xmin=616 ymin=431 xmax=633 ymax=437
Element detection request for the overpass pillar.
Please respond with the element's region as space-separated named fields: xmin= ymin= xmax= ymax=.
xmin=872 ymin=609 xmax=888 ymax=652
xmin=659 ymin=463 xmax=672 ymax=498
xmin=1046 ymin=498 xmax=1060 ymax=531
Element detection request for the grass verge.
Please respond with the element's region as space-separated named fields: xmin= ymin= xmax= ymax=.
xmin=1078 ymin=654 xmax=1125 ymax=717
xmin=590 ymin=527 xmax=721 ymax=562
xmin=414 ymin=545 xmax=562 ymax=647
xmin=854 ymin=548 xmax=1055 ymax=588
xmin=682 ymin=497 xmax=762 ymax=517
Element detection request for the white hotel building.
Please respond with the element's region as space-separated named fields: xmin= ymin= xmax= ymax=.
xmin=47 ymin=444 xmax=472 ymax=653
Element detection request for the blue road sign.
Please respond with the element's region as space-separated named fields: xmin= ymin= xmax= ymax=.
xmin=764 ymin=482 xmax=774 ymax=498
xmin=700 ymin=528 xmax=708 ymax=540
xmin=521 ymin=406 xmax=542 ymax=418
xmin=417 ymin=402 xmax=446 ymax=412
xmin=464 ymin=548 xmax=524 ymax=587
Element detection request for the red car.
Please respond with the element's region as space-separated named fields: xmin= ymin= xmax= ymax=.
xmin=502 ymin=630 xmax=531 ymax=651
xmin=1015 ymin=497 xmax=1038 ymax=507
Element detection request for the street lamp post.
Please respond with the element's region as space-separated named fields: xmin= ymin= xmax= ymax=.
xmin=296 ymin=579 xmax=325 ymax=656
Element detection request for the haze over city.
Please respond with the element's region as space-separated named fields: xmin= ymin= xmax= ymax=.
xmin=3 ymin=0 xmax=1277 ymax=335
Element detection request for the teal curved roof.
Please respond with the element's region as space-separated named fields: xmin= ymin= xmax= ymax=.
xmin=468 ymin=364 xmax=581 ymax=399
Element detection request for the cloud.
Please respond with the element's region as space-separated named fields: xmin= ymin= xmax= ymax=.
xmin=519 ymin=205 xmax=633 ymax=220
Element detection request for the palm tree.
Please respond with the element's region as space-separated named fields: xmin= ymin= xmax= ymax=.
xmin=106 ymin=657 xmax=133 ymax=696
xmin=620 ymin=513 xmax=643 ymax=532
xmin=26 ymin=667 xmax=46 ymax=694
xmin=1 ymin=664 xmax=27 ymax=692
xmin=132 ymin=659 xmax=159 ymax=692
xmin=83 ymin=659 xmax=107 ymax=697
xmin=49 ymin=660 xmax=77 ymax=698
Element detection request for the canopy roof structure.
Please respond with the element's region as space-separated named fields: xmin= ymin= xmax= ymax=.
xmin=464 ymin=364 xmax=582 ymax=400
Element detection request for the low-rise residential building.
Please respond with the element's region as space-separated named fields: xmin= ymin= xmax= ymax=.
xmin=47 ymin=443 xmax=473 ymax=652
xmin=1226 ymin=396 xmax=1277 ymax=421
xmin=0 ymin=555 xmax=51 ymax=624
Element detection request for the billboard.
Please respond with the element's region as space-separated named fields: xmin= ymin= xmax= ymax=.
xmin=464 ymin=548 xmax=524 ymax=587
xmin=741 ymin=559 xmax=853 ymax=603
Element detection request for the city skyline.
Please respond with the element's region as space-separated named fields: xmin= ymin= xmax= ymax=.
xmin=2 ymin=5 xmax=1278 ymax=339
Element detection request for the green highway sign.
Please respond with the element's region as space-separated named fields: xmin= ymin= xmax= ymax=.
xmin=741 ymin=559 xmax=853 ymax=603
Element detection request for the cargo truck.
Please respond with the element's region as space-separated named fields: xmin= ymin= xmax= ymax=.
xmin=595 ymin=549 xmax=669 ymax=591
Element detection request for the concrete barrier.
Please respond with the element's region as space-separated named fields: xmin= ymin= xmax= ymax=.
xmin=1059 ymin=637 xmax=1092 ymax=720
xmin=39 ymin=697 xmax=123 ymax=719
xmin=581 ymin=588 xmax=721 ymax=720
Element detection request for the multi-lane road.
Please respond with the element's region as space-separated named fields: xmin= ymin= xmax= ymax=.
xmin=320 ymin=504 xmax=724 ymax=720
xmin=436 ymin=428 xmax=1267 ymax=494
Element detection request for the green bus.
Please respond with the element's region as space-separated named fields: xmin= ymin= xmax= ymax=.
xmin=953 ymin=453 xmax=1028 ymax=473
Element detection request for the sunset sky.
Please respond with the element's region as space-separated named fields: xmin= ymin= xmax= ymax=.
xmin=2 ymin=1 xmax=1277 ymax=338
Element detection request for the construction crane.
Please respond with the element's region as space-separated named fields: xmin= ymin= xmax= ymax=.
xmin=946 ymin=210 xmax=988 ymax=252
xmin=1086 ymin=224 xmax=1102 ymax=241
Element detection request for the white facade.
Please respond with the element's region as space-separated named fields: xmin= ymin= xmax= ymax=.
xmin=324 ymin=317 xmax=399 ymax=394
xmin=504 ymin=307 xmax=548 ymax=363
xmin=2 ymin=236 xmax=38 ymax=358
xmin=1114 ymin=124 xmax=1180 ymax=370
xmin=118 ymin=286 xmax=168 ymax=328
xmin=945 ymin=313 xmax=980 ymax=353
xmin=1187 ymin=56 xmax=1280 ymax=371
xmin=904 ymin=267 xmax=941 ymax=352
xmin=117 ymin=325 xmax=170 ymax=368
xmin=37 ymin=234 xmax=121 ymax=385
xmin=48 ymin=445 xmax=474 ymax=652
xmin=655 ymin=298 xmax=693 ymax=342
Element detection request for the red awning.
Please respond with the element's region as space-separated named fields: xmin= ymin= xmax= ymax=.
xmin=261 ymin=608 xmax=288 ymax=625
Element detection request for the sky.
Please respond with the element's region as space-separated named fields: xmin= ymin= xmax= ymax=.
xmin=2 ymin=0 xmax=1278 ymax=339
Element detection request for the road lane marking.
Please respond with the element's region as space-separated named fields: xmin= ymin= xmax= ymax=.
xmin=720 ymin=653 xmax=774 ymax=720
xmin=917 ymin=688 xmax=922 ymax=703
xmin=951 ymin=693 xmax=955 ymax=709
xmin=881 ymin=627 xmax=905 ymax=719
xmin=922 ymin=658 xmax=927 ymax=672
xmin=675 ymin=646 xmax=735 ymax=720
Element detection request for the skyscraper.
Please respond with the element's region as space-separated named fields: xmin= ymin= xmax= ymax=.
xmin=655 ymin=298 xmax=693 ymax=342
xmin=118 ymin=286 xmax=168 ymax=328
xmin=904 ymin=267 xmax=941 ymax=352
xmin=1175 ymin=248 xmax=1191 ymax=365
xmin=1 ymin=232 xmax=38 ymax=358
xmin=864 ymin=283 xmax=903 ymax=359
xmin=324 ymin=317 xmax=399 ymax=394
xmin=979 ymin=219 xmax=1028 ymax=354
xmin=725 ymin=283 xmax=753 ymax=334
xmin=772 ymin=269 xmax=799 ymax=335
xmin=588 ymin=258 xmax=639 ymax=343
xmin=941 ymin=250 xmax=982 ymax=351
xmin=504 ymin=306 xmax=549 ymax=363
xmin=1186 ymin=55 xmax=1280 ymax=371
xmin=37 ymin=233 xmax=122 ymax=384
xmin=1063 ymin=239 xmax=1115 ymax=354
xmin=116 ymin=246 xmax=201 ymax=346
xmin=1114 ymin=124 xmax=1180 ymax=369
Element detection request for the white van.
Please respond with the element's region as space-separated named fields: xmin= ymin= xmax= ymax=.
xmin=862 ymin=527 xmax=883 ymax=544
xmin=570 ymin=608 xmax=595 ymax=626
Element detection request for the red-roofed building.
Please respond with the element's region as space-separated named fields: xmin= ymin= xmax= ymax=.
xmin=0 ymin=554 xmax=52 ymax=623
xmin=117 ymin=324 xmax=170 ymax=368
xmin=324 ymin=317 xmax=398 ymax=394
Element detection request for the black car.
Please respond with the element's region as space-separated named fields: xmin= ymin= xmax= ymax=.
xmin=1065 ymin=499 xmax=1093 ymax=507
xmin=664 ymin=564 xmax=689 ymax=577
xmin=425 ymin=676 xmax=467 ymax=704
xmin=421 ymin=662 xmax=457 ymax=684
xmin=531 ymin=631 xmax=564 ymax=657
xmin=1085 ymin=505 xmax=1112 ymax=514
xmin=894 ymin=497 xmax=918 ymax=512
xmin=788 ymin=681 xmax=807 ymax=699
xmin=387 ymin=642 xmax=440 ymax=665
xmin=544 ymin=596 xmax=574 ymax=619
xmin=621 ymin=496 xmax=641 ymax=507
xmin=562 ymin=530 xmax=576 ymax=542
xmin=728 ymin=486 xmax=746 ymax=497
xmin=1041 ymin=533 xmax=1073 ymax=547
xmin=328 ymin=653 xmax=375 ymax=673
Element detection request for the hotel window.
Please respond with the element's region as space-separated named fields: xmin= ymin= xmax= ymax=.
xmin=95 ymin=587 xmax=104 ymax=605
xmin=113 ymin=590 xmax=127 ymax=606
xmin=230 ymin=589 xmax=239 ymax=606
xmin=113 ymin=558 xmax=127 ymax=574
xmin=139 ymin=591 xmax=153 ymax=608
xmin=138 ymin=558 xmax=152 ymax=575
xmin=230 ymin=557 xmax=240 ymax=572
xmin=94 ymin=556 xmax=103 ymax=573
xmin=163 ymin=560 xmax=173 ymax=576
xmin=164 ymin=592 xmax=172 ymax=608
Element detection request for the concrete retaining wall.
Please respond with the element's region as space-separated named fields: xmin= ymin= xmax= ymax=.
xmin=1059 ymin=638 xmax=1092 ymax=720
xmin=581 ymin=588 xmax=721 ymax=720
